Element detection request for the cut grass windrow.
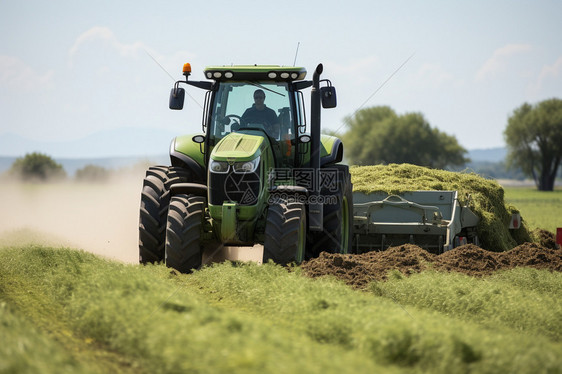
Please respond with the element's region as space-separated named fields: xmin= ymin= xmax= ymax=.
xmin=1 ymin=246 xmax=561 ymax=374
xmin=369 ymin=268 xmax=562 ymax=341
xmin=0 ymin=301 xmax=97 ymax=374
xmin=0 ymin=246 xmax=384 ymax=374
xmin=187 ymin=261 xmax=562 ymax=374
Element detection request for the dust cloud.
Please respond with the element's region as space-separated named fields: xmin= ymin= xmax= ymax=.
xmin=0 ymin=175 xmax=144 ymax=263
xmin=0 ymin=171 xmax=267 ymax=265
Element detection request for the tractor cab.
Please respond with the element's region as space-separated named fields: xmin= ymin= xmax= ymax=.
xmin=168 ymin=65 xmax=337 ymax=171
xmin=207 ymin=80 xmax=301 ymax=169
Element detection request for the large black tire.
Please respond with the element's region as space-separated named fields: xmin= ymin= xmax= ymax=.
xmin=138 ymin=166 xmax=193 ymax=264
xmin=166 ymin=166 xmax=196 ymax=187
xmin=263 ymin=200 xmax=307 ymax=265
xmin=165 ymin=194 xmax=205 ymax=273
xmin=139 ymin=166 xmax=170 ymax=263
xmin=307 ymin=164 xmax=354 ymax=257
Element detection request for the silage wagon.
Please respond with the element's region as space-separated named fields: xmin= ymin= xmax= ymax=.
xmin=352 ymin=190 xmax=480 ymax=254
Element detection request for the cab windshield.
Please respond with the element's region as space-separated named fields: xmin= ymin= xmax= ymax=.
xmin=209 ymin=82 xmax=294 ymax=143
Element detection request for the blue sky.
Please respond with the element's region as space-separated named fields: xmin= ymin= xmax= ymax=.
xmin=1 ymin=0 xmax=561 ymax=157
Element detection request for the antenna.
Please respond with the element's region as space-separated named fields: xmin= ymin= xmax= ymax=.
xmin=144 ymin=48 xmax=175 ymax=82
xmin=143 ymin=48 xmax=203 ymax=109
xmin=332 ymin=52 xmax=415 ymax=135
xmin=293 ymin=42 xmax=300 ymax=66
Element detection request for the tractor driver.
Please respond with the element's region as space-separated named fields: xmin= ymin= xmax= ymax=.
xmin=241 ymin=89 xmax=280 ymax=138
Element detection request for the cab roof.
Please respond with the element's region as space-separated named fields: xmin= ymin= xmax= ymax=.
xmin=203 ymin=65 xmax=307 ymax=82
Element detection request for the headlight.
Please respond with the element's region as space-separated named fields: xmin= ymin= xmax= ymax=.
xmin=233 ymin=157 xmax=260 ymax=173
xmin=209 ymin=159 xmax=229 ymax=173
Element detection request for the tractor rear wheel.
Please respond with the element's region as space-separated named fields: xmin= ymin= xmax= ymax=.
xmin=307 ymin=164 xmax=354 ymax=257
xmin=139 ymin=166 xmax=193 ymax=264
xmin=165 ymin=194 xmax=205 ymax=273
xmin=263 ymin=200 xmax=306 ymax=265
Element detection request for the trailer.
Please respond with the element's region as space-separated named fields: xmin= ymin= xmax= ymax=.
xmin=352 ymin=190 xmax=480 ymax=254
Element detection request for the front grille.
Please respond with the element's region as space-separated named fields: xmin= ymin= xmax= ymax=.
xmin=209 ymin=170 xmax=261 ymax=206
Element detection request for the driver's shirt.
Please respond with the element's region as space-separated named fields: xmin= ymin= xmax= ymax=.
xmin=241 ymin=104 xmax=278 ymax=126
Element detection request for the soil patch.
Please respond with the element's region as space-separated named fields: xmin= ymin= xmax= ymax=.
xmin=532 ymin=229 xmax=558 ymax=249
xmin=302 ymin=243 xmax=562 ymax=288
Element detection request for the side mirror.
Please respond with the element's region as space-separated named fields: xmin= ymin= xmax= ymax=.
xmin=320 ymin=86 xmax=337 ymax=109
xmin=169 ymin=87 xmax=185 ymax=110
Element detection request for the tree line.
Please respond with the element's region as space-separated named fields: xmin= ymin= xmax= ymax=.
xmin=341 ymin=98 xmax=562 ymax=191
xmin=504 ymin=98 xmax=562 ymax=191
xmin=4 ymin=152 xmax=111 ymax=182
xmin=342 ymin=106 xmax=468 ymax=169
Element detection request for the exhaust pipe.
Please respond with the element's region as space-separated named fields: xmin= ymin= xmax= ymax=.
xmin=309 ymin=63 xmax=323 ymax=231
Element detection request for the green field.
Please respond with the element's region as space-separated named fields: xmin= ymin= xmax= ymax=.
xmin=1 ymin=179 xmax=561 ymax=373
xmin=1 ymin=246 xmax=561 ymax=374
xmin=503 ymin=187 xmax=562 ymax=233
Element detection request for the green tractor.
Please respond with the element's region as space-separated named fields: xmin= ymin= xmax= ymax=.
xmin=139 ymin=63 xmax=353 ymax=272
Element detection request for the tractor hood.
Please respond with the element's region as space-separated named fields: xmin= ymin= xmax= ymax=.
xmin=210 ymin=132 xmax=265 ymax=162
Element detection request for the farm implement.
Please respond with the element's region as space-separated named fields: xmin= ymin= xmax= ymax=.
xmin=352 ymin=190 xmax=479 ymax=253
xmin=138 ymin=63 xmax=480 ymax=273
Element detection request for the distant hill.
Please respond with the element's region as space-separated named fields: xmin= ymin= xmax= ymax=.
xmin=467 ymin=147 xmax=507 ymax=163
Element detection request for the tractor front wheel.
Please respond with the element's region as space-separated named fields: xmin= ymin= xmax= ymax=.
xmin=139 ymin=166 xmax=170 ymax=264
xmin=165 ymin=194 xmax=205 ymax=273
xmin=263 ymin=200 xmax=306 ymax=265
xmin=139 ymin=166 xmax=194 ymax=264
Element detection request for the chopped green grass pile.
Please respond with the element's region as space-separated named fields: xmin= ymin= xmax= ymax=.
xmin=350 ymin=164 xmax=532 ymax=251
xmin=3 ymin=246 xmax=561 ymax=373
